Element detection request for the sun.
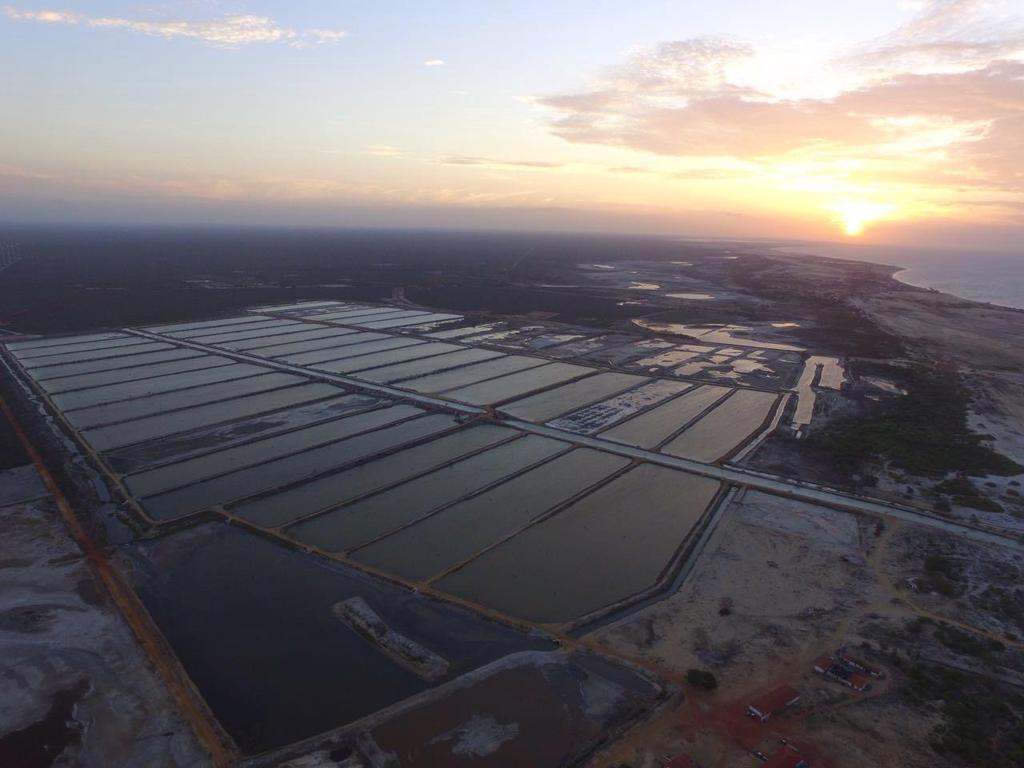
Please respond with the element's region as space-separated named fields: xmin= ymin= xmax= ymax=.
xmin=827 ymin=200 xmax=896 ymax=237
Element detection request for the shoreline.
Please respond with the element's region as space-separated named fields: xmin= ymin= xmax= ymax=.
xmin=890 ymin=265 xmax=1024 ymax=313
xmin=767 ymin=243 xmax=1024 ymax=313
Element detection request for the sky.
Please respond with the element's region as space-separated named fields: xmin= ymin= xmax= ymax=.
xmin=2 ymin=1 xmax=1023 ymax=250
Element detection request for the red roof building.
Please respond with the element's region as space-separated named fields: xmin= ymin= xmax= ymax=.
xmin=746 ymin=685 xmax=801 ymax=721
xmin=835 ymin=649 xmax=883 ymax=677
xmin=848 ymin=673 xmax=872 ymax=692
xmin=812 ymin=655 xmax=832 ymax=674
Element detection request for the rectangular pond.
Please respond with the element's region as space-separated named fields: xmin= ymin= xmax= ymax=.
xmin=425 ymin=324 xmax=496 ymax=340
xmin=16 ymin=340 xmax=167 ymax=366
xmin=10 ymin=335 xmax=154 ymax=361
xmin=252 ymin=300 xmax=345 ymax=313
xmin=436 ymin=464 xmax=720 ymax=623
xmin=356 ymin=312 xmax=461 ymax=329
xmin=309 ymin=306 xmax=413 ymax=322
xmin=356 ymin=348 xmax=505 ymax=384
xmin=314 ymin=342 xmax=461 ymax=375
xmin=546 ymin=379 xmax=690 ymax=434
xmin=165 ymin=318 xmax=292 ymax=339
xmin=225 ymin=327 xmax=357 ymax=352
xmin=108 ymin=394 xmax=386 ymax=475
xmin=230 ymin=424 xmax=517 ymax=528
xmin=32 ymin=348 xmax=206 ymax=381
xmin=353 ymin=448 xmax=629 ymax=583
xmin=144 ymin=314 xmax=270 ymax=334
xmin=124 ymin=403 xmax=420 ymax=497
xmin=253 ymin=331 xmax=388 ymax=358
xmin=662 ymin=388 xmax=778 ymax=462
xmin=500 ymin=372 xmax=646 ymax=423
xmin=64 ymin=372 xmax=304 ymax=429
xmin=276 ymin=336 xmax=422 ymax=366
xmin=185 ymin=321 xmax=309 ymax=345
xmin=128 ymin=523 xmax=551 ymax=754
xmin=38 ymin=355 xmax=236 ymax=395
xmin=83 ymin=382 xmax=342 ymax=451
xmin=52 ymin=363 xmax=270 ymax=412
xmin=286 ymin=435 xmax=568 ymax=553
xmin=441 ymin=363 xmax=595 ymax=406
xmin=398 ymin=355 xmax=546 ymax=395
xmin=140 ymin=414 xmax=458 ymax=520
xmin=599 ymin=384 xmax=730 ymax=448
xmin=6 ymin=331 xmax=127 ymax=352
xmin=334 ymin=309 xmax=429 ymax=325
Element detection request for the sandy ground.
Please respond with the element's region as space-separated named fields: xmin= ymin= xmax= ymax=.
xmin=882 ymin=523 xmax=1024 ymax=643
xmin=848 ymin=267 xmax=1024 ymax=471
xmin=0 ymin=467 xmax=206 ymax=766
xmin=582 ymin=490 xmax=967 ymax=768
xmin=592 ymin=490 xmax=878 ymax=691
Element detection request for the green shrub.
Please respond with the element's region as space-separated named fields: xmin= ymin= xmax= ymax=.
xmin=806 ymin=365 xmax=1022 ymax=478
xmin=685 ymin=668 xmax=718 ymax=690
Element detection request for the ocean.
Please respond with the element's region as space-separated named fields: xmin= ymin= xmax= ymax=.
xmin=772 ymin=242 xmax=1024 ymax=311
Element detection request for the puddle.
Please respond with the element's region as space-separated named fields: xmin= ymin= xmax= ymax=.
xmin=372 ymin=652 xmax=660 ymax=768
xmin=0 ymin=680 xmax=89 ymax=767
xmin=632 ymin=319 xmax=804 ymax=352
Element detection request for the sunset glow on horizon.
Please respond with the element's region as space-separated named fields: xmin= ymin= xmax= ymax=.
xmin=1 ymin=1 xmax=1022 ymax=250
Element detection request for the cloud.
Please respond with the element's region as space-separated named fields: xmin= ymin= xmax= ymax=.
xmin=843 ymin=0 xmax=1024 ymax=75
xmin=439 ymin=155 xmax=563 ymax=169
xmin=424 ymin=59 xmax=445 ymax=67
xmin=536 ymin=1 xmax=1024 ymax=197
xmin=2 ymin=6 xmax=348 ymax=48
xmin=366 ymin=145 xmax=401 ymax=157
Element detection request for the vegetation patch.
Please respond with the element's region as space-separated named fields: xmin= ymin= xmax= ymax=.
xmin=920 ymin=552 xmax=965 ymax=598
xmin=805 ymin=363 xmax=1022 ymax=478
xmin=685 ymin=668 xmax=718 ymax=691
xmin=933 ymin=623 xmax=1004 ymax=659
xmin=897 ymin=661 xmax=1024 ymax=768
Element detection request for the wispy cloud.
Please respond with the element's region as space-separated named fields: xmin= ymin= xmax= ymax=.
xmin=366 ymin=145 xmax=402 ymax=157
xmin=2 ymin=6 xmax=348 ymax=48
xmin=535 ymin=0 xmax=1024 ymax=203
xmin=439 ymin=155 xmax=563 ymax=169
xmin=424 ymin=58 xmax=445 ymax=67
